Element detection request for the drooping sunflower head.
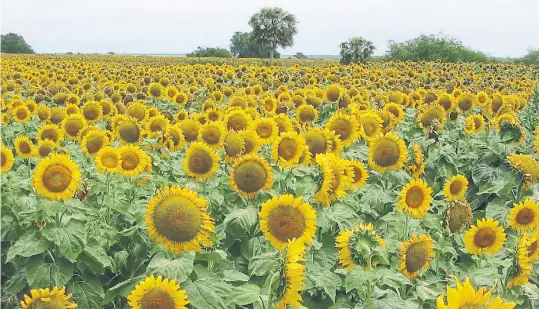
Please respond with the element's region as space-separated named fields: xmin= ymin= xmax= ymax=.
xmin=230 ymin=154 xmax=273 ymax=198
xmin=407 ymin=144 xmax=425 ymax=178
xmin=507 ymin=154 xmax=539 ymax=182
xmin=314 ymin=153 xmax=354 ymax=206
xmin=14 ymin=135 xmax=37 ymax=159
xmin=32 ymin=153 xmax=81 ymax=201
xmin=326 ymin=112 xmax=360 ymax=147
xmin=145 ymin=186 xmax=214 ymax=253
xmin=443 ymin=200 xmax=473 ymax=233
xmin=349 ymin=160 xmax=369 ymax=188
xmin=1 ymin=144 xmax=15 ymax=173
xmin=259 ymin=194 xmax=317 ymax=250
xmin=443 ymin=174 xmax=469 ymax=201
xmin=20 ymin=286 xmax=78 ymax=309
xmin=164 ymin=125 xmax=185 ymax=153
xmin=464 ymin=114 xmax=485 ymax=134
xmin=115 ymin=116 xmax=142 ymax=144
xmin=61 ymin=113 xmax=88 ymax=140
xmin=507 ymin=235 xmax=533 ymax=289
xmin=271 ymin=132 xmax=307 ymax=168
xmin=275 ymin=239 xmax=306 ymax=309
xmin=81 ymin=101 xmax=103 ymax=123
xmin=224 ymin=109 xmax=252 ymax=132
xmin=436 ymin=277 xmax=516 ymax=309
xmin=499 ymin=122 xmax=526 ymax=147
xmin=324 ymin=84 xmax=342 ymax=103
xmin=95 ymin=146 xmax=122 ymax=173
xmin=12 ymin=104 xmax=31 ymax=123
xmin=178 ymin=119 xmax=200 ymax=143
xmin=118 ymin=144 xmax=149 ymax=178
xmin=399 ymin=234 xmax=435 ymax=279
xmin=464 ymin=218 xmax=506 ymax=256
xmin=296 ymin=104 xmax=319 ymax=124
xmin=418 ymin=104 xmax=447 ymax=131
xmin=127 ymin=275 xmax=190 ymax=309
xmin=508 ymin=199 xmax=539 ymax=232
xmin=81 ymin=129 xmax=109 ymax=156
xmin=335 ymin=223 xmax=387 ymax=271
xmin=37 ymin=105 xmax=51 ymax=122
xmin=359 ymin=112 xmax=384 ymax=142
xmin=183 ymin=142 xmax=219 ymax=180
xmin=368 ymin=132 xmax=408 ymax=173
xmin=375 ymin=109 xmax=396 ymax=133
xmin=397 ymin=178 xmax=433 ymax=219
xmin=523 ymin=230 xmax=539 ymax=261
xmin=239 ymin=130 xmax=261 ymax=156
xmin=251 ymin=117 xmax=279 ymax=145
xmin=492 ymin=113 xmax=517 ymax=132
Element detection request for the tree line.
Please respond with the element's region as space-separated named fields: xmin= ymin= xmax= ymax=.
xmin=2 ymin=7 xmax=538 ymax=65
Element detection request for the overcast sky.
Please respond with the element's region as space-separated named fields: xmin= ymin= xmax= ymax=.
xmin=2 ymin=0 xmax=538 ymax=57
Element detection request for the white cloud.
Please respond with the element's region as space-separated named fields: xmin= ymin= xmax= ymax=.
xmin=1 ymin=0 xmax=538 ymax=57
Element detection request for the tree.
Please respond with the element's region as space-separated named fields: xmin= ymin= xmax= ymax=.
xmin=186 ymin=47 xmax=232 ymax=58
xmin=339 ymin=37 xmax=375 ymax=64
xmin=293 ymin=52 xmax=308 ymax=59
xmin=229 ymin=31 xmax=280 ymax=58
xmin=1 ymin=33 xmax=35 ymax=54
xmin=385 ymin=34 xmax=489 ymax=62
xmin=515 ymin=49 xmax=539 ymax=65
xmin=248 ymin=7 xmax=297 ymax=60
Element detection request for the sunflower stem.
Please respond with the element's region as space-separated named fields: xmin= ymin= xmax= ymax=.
xmin=403 ymin=213 xmax=410 ymax=240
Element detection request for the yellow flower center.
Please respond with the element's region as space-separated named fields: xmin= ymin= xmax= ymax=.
xmin=153 ymin=195 xmax=201 ymax=242
xmin=101 ymin=152 xmax=118 ymax=168
xmin=43 ymin=164 xmax=72 ymax=192
xmin=304 ymin=131 xmax=327 ymax=156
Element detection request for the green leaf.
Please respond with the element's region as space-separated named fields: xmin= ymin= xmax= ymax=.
xmin=223 ymin=269 xmax=250 ymax=282
xmin=7 ymin=231 xmax=50 ymax=262
xmin=3 ymin=269 xmax=27 ymax=295
xmin=104 ymin=276 xmax=146 ymax=304
xmin=42 ymin=219 xmax=87 ymax=263
xmin=226 ymin=284 xmax=261 ymax=306
xmin=344 ymin=266 xmax=369 ymax=293
xmin=79 ymin=241 xmax=112 ymax=273
xmin=485 ymin=197 xmax=510 ymax=223
xmin=68 ymin=274 xmax=104 ymax=309
xmin=305 ymin=262 xmax=341 ymax=302
xmin=25 ymin=256 xmax=74 ymax=288
xmin=183 ymin=279 xmax=230 ymax=309
xmin=248 ymin=252 xmax=279 ymax=276
xmin=146 ymin=252 xmax=195 ymax=283
xmin=196 ymin=250 xmax=231 ymax=265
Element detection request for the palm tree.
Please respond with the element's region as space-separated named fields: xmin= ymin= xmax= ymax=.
xmin=249 ymin=7 xmax=298 ymax=60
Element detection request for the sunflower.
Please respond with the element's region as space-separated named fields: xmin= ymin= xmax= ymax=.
xmin=507 ymin=154 xmax=539 ymax=182
xmin=296 ymin=104 xmax=319 ymax=124
xmin=65 ymin=103 xmax=81 ymax=116
xmin=436 ymin=277 xmax=516 ymax=309
xmin=303 ymin=128 xmax=334 ymax=157
xmin=37 ymin=105 xmax=51 ymax=122
xmin=127 ymin=102 xmax=149 ymax=122
xmin=95 ymin=146 xmax=122 ymax=173
xmin=324 ymin=84 xmax=342 ymax=103
xmin=275 ymin=239 xmax=306 ymax=309
xmin=383 ymin=102 xmax=405 ymax=123
xmin=118 ymin=144 xmax=149 ymax=177
xmin=464 ymin=115 xmax=485 ymax=134
xmin=407 ymin=144 xmax=425 ymax=178
xmin=273 ymin=113 xmax=294 ymax=135
xmin=165 ymin=126 xmax=186 ymax=152
xmin=183 ymin=142 xmax=219 ymax=180
xmin=50 ymin=107 xmax=66 ymax=125
xmin=443 ymin=174 xmax=469 ymax=201
xmin=368 ymin=132 xmax=408 ymax=173
xmin=197 ymin=122 xmax=225 ymax=149
xmin=37 ymin=124 xmax=64 ymax=145
xmin=127 ymin=275 xmax=189 ymax=309
xmin=100 ymin=100 xmax=116 ymax=117
xmin=223 ymin=131 xmax=245 ymax=160
xmin=172 ymin=92 xmax=188 ymax=106
xmin=508 ymin=199 xmax=539 ymax=232
xmin=335 ymin=223 xmax=386 ymax=271
xmin=349 ymin=160 xmax=369 ymax=188
xmin=239 ymin=130 xmax=261 ymax=155
xmin=499 ymin=122 xmax=526 ymax=147
xmin=12 ymin=104 xmax=31 ymax=123
xmin=36 ymin=139 xmax=57 ymax=158
xmin=456 ymin=93 xmax=475 ymax=114
xmin=418 ymin=104 xmax=447 ymax=131
xmin=81 ymin=130 xmax=109 ymax=156
xmin=262 ymin=96 xmax=277 ymax=114
xmin=250 ymin=117 xmax=278 ymax=145
xmin=271 ymin=132 xmax=306 ymax=168
xmin=230 ymin=154 xmax=273 ymax=198
xmin=464 ymin=218 xmax=506 ymax=256
xmin=326 ymin=113 xmax=360 ymax=147
xmin=33 ymin=153 xmax=81 ymax=200
xmin=81 ymin=101 xmax=103 ymax=123
xmin=147 ymin=82 xmax=164 ymax=98
xmin=20 ymin=287 xmax=77 ymax=309
xmin=1 ymin=145 xmax=15 ymax=173
xmin=375 ymin=109 xmax=396 ymax=133
xmin=523 ymin=230 xmax=539 ymax=261
xmin=507 ymin=235 xmax=533 ymax=289
xmin=178 ymin=119 xmax=200 ymax=143
xmin=397 ymin=178 xmax=433 ymax=219
xmin=14 ymin=135 xmax=37 ymax=159
xmin=61 ymin=114 xmax=88 ymax=140
xmin=444 ymin=201 xmax=473 ymax=233
xmin=475 ymin=91 xmax=491 ymax=107
xmin=146 ymin=114 xmax=170 ymax=135
xmin=359 ymin=112 xmax=384 ymax=141
xmin=116 ymin=116 xmax=143 ymax=144
xmin=399 ymin=234 xmax=435 ymax=279
xmin=224 ymin=109 xmax=252 ymax=131
xmin=259 ymin=194 xmax=317 ymax=250
xmin=314 ymin=154 xmax=354 ymax=206
xmin=314 ymin=154 xmax=335 ymax=206
xmin=492 ymin=113 xmax=517 ymax=132
xmin=145 ymin=186 xmax=214 ymax=253
xmin=435 ymin=93 xmax=456 ymax=112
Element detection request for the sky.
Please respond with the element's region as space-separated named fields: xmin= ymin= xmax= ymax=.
xmin=1 ymin=0 xmax=538 ymax=58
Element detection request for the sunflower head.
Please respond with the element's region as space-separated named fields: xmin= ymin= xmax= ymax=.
xmin=271 ymin=132 xmax=306 ymax=168
xmin=230 ymin=154 xmax=273 ymax=198
xmin=368 ymin=132 xmax=408 ymax=173
xmin=324 ymin=84 xmax=342 ymax=103
xmin=12 ymin=104 xmax=31 ymax=123
xmin=443 ymin=200 xmax=473 ymax=233
xmin=20 ymin=286 xmax=78 ymax=309
xmin=239 ymin=130 xmax=261 ymax=156
xmin=118 ymin=144 xmax=149 ymax=178
xmin=336 ymin=223 xmax=387 ymax=271
xmin=33 ymin=153 xmax=81 ymax=200
xmin=81 ymin=130 xmax=109 ymax=156
xmin=508 ymin=199 xmax=539 ymax=232
xmin=224 ymin=109 xmax=252 ymax=131
xmin=115 ymin=116 xmax=142 ymax=144
xmin=148 ymin=82 xmax=164 ymax=98
xmin=443 ymin=174 xmax=469 ymax=201
xmin=464 ymin=218 xmax=506 ymax=256
xmin=81 ymin=101 xmax=103 ymax=123
xmin=359 ymin=112 xmax=384 ymax=141
xmin=349 ymin=160 xmax=369 ymax=188
xmin=275 ymin=239 xmax=306 ymax=309
xmin=303 ymin=128 xmax=333 ymax=157
xmin=436 ymin=277 xmax=516 ymax=309
xmin=326 ymin=113 xmax=360 ymax=147
xmin=1 ymin=144 xmax=15 ymax=173
xmin=95 ymin=146 xmax=122 ymax=173
xmin=464 ymin=114 xmax=485 ymax=134
xmin=127 ymin=275 xmax=190 ymax=309
xmin=223 ymin=131 xmax=245 ymax=160
xmin=62 ymin=114 xmax=88 ymax=140
xmin=296 ymin=104 xmax=319 ymax=124
xmin=14 ymin=135 xmax=37 ymax=159
xmin=507 ymin=154 xmax=539 ymax=182
xmin=178 ymin=119 xmax=200 ymax=143
xmin=145 ymin=186 xmax=214 ymax=253
xmin=183 ymin=142 xmax=219 ymax=180
xmin=259 ymin=194 xmax=317 ymax=250
xmin=399 ymin=234 xmax=435 ymax=279
xmin=418 ymin=104 xmax=447 ymax=131
xmin=397 ymin=178 xmax=433 ymax=219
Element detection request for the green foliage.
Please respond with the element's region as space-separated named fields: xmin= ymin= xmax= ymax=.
xmin=186 ymin=46 xmax=232 ymax=58
xmin=249 ymin=7 xmax=298 ymax=59
xmin=1 ymin=33 xmax=35 ymax=54
xmin=339 ymin=37 xmax=375 ymax=64
xmin=386 ymin=34 xmax=490 ymax=62
xmin=229 ymin=31 xmax=280 ymax=58
xmin=294 ymin=52 xmax=308 ymax=59
xmin=515 ymin=49 xmax=539 ymax=65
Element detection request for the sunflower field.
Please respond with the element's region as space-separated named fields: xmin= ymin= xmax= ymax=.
xmin=1 ymin=54 xmax=539 ymax=309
